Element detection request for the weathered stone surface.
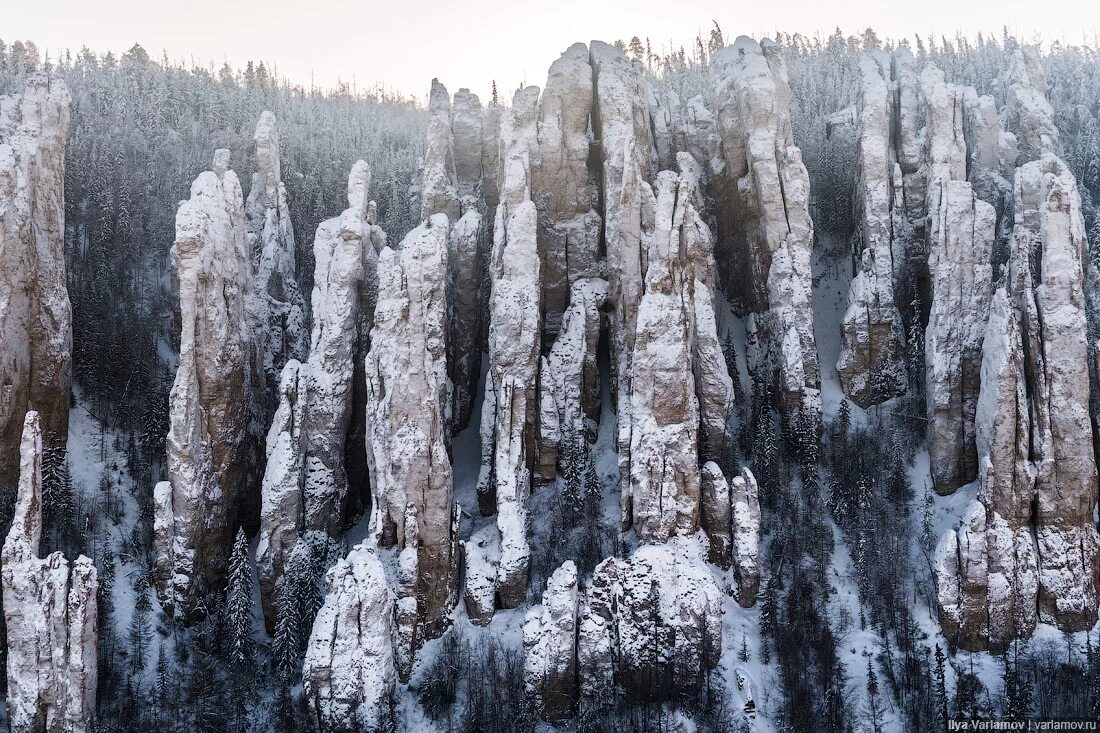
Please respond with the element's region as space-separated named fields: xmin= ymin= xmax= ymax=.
xmin=712 ymin=38 xmax=819 ymax=411
xmin=449 ymin=208 xmax=483 ymax=430
xmin=622 ymin=169 xmax=699 ymax=541
xmin=155 ymin=150 xmax=261 ymax=619
xmin=729 ymin=467 xmax=761 ymax=607
xmin=936 ymin=155 xmax=1100 ymax=650
xmin=1005 ymin=47 xmax=1059 ymax=165
xmin=301 ymin=167 xmax=371 ymax=538
xmin=0 ymin=74 xmax=72 ymax=501
xmin=699 ymin=462 xmax=760 ymax=606
xmin=2 ymin=412 xmax=97 ymax=733
xmin=452 ymin=88 xmax=484 ymax=203
xmin=302 ymin=543 xmax=396 ymax=732
xmin=836 ymin=55 xmax=907 ymax=407
xmin=925 ymin=179 xmax=995 ymax=494
xmin=255 ymin=360 xmax=306 ymax=628
xmin=693 ymin=280 xmax=734 ymax=462
xmin=577 ymin=538 xmax=722 ymax=700
xmin=365 ymin=215 xmax=456 ymax=644
xmin=534 ymin=43 xmax=602 ymax=339
xmin=523 ymin=561 xmax=578 ymax=722
xmin=461 ymin=523 xmax=499 ymax=626
xmin=477 ymin=86 xmax=544 ymax=607
xmin=246 ymin=111 xmax=307 ymax=407
xmin=420 ymin=79 xmax=460 ymax=222
xmin=536 ymin=277 xmax=607 ymax=483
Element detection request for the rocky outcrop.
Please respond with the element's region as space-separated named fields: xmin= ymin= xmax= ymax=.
xmin=420 ymin=79 xmax=460 ymax=222
xmin=700 ymin=462 xmax=760 ymax=606
xmin=533 ymin=43 xmax=602 ymax=339
xmin=711 ymin=38 xmax=819 ymax=412
xmin=155 ymin=149 xmax=261 ymax=619
xmin=0 ymin=74 xmax=72 ymax=501
xmin=577 ymin=538 xmax=722 ymax=701
xmin=622 ymin=169 xmax=700 ymax=541
xmin=589 ymin=41 xmax=658 ymax=503
xmin=523 ymin=561 xmax=579 ymax=722
xmin=255 ymin=360 xmax=306 ymax=627
xmin=477 ymin=86 xmax=543 ymax=608
xmin=303 ymin=162 xmax=381 ymax=538
xmin=925 ymin=179 xmax=995 ymax=494
xmin=2 ymin=412 xmax=97 ymax=733
xmin=421 ymin=82 xmax=485 ymax=431
xmin=461 ymin=523 xmax=499 ymax=626
xmin=246 ymin=111 xmax=307 ymax=406
xmin=1005 ymin=47 xmax=1059 ymax=165
xmin=302 ymin=543 xmax=396 ymax=732
xmin=449 ymin=208 xmax=483 ymax=431
xmin=836 ymin=55 xmax=908 ymax=407
xmin=935 ymin=155 xmax=1100 ymax=651
xmin=536 ymin=277 xmax=607 ymax=482
xmin=366 ymin=214 xmax=457 ymax=651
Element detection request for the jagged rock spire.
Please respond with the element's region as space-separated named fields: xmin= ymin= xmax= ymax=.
xmin=0 ymin=73 xmax=73 ymax=500
xmin=2 ymin=411 xmax=98 ymax=733
xmin=247 ymin=111 xmax=308 ymax=407
xmin=711 ymin=37 xmax=819 ymax=414
xmin=154 ymin=149 xmax=262 ymax=620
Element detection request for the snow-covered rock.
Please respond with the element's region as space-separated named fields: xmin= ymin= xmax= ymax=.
xmin=302 ymin=543 xmax=396 ymax=732
xmin=301 ymin=162 xmax=377 ymax=538
xmin=622 ymin=169 xmax=700 ymax=541
xmin=2 ymin=412 xmax=97 ymax=733
xmin=366 ymin=215 xmax=457 ymax=647
xmin=925 ymin=178 xmax=995 ymax=494
xmin=534 ymin=43 xmax=602 ymax=338
xmin=0 ymin=74 xmax=72 ymax=498
xmin=477 ymin=86 xmax=544 ymax=608
xmin=1005 ymin=47 xmax=1059 ymax=165
xmin=836 ymin=55 xmax=907 ymax=407
xmin=246 ymin=111 xmax=307 ymax=408
xmin=461 ymin=523 xmax=499 ymax=626
xmin=523 ymin=561 xmax=579 ymax=722
xmin=420 ymin=79 xmax=460 ymax=222
xmin=536 ymin=277 xmax=607 ymax=482
xmin=155 ymin=150 xmax=261 ymax=619
xmin=577 ymin=538 xmax=723 ymax=700
xmin=449 ymin=208 xmax=483 ymax=431
xmin=935 ymin=154 xmax=1100 ymax=650
xmin=712 ymin=38 xmax=819 ymax=412
xmin=700 ymin=462 xmax=760 ymax=606
xmin=255 ymin=360 xmax=306 ymax=628
xmin=452 ymin=88 xmax=484 ymax=204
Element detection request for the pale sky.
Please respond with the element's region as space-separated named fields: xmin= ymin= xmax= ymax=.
xmin=6 ymin=0 xmax=1099 ymax=103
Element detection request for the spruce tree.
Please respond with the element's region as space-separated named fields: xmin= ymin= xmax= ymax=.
xmin=224 ymin=528 xmax=256 ymax=675
xmin=934 ymin=645 xmax=948 ymax=726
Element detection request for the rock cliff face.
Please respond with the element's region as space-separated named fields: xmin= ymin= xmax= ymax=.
xmin=420 ymin=81 xmax=486 ymax=431
xmin=576 ymin=538 xmax=723 ymax=702
xmin=835 ymin=55 xmax=910 ymax=407
xmin=523 ymin=561 xmax=579 ymax=722
xmin=365 ymin=214 xmax=457 ymax=657
xmin=536 ymin=277 xmax=607 ymax=482
xmin=936 ymin=155 xmax=1100 ymax=650
xmin=302 ymin=162 xmax=378 ymax=538
xmin=155 ymin=150 xmax=261 ymax=619
xmin=246 ymin=111 xmax=307 ymax=407
xmin=302 ymin=543 xmax=396 ymax=732
xmin=2 ymin=412 xmax=97 ymax=733
xmin=255 ymin=360 xmax=306 ymax=626
xmin=700 ymin=462 xmax=760 ymax=606
xmin=533 ymin=43 xmax=603 ymax=339
xmin=711 ymin=38 xmax=819 ymax=413
xmin=0 ymin=74 xmax=72 ymax=501
xmin=477 ymin=86 xmax=543 ymax=608
xmin=623 ymin=169 xmax=701 ymax=541
xmin=420 ymin=79 xmax=460 ymax=223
